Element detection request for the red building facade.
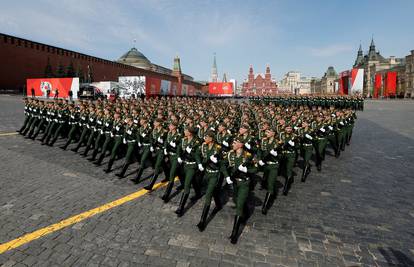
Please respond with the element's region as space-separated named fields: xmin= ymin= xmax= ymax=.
xmin=0 ymin=33 xmax=201 ymax=93
xmin=241 ymin=65 xmax=278 ymax=96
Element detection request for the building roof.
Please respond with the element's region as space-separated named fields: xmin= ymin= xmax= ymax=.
xmin=117 ymin=47 xmax=152 ymax=69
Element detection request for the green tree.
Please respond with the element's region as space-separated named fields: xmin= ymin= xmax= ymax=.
xmin=76 ymin=66 xmax=84 ymax=83
xmin=66 ymin=61 xmax=76 ymax=77
xmin=44 ymin=58 xmax=54 ymax=78
xmin=56 ymin=63 xmax=66 ymax=78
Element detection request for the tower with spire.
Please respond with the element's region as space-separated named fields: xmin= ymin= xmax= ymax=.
xmin=211 ymin=53 xmax=218 ymax=82
xmin=172 ymin=55 xmax=183 ymax=95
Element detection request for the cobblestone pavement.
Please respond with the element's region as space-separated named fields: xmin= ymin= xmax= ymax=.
xmin=0 ymin=95 xmax=413 ymax=267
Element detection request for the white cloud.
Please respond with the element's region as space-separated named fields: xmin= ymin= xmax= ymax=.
xmin=309 ymin=44 xmax=353 ymax=57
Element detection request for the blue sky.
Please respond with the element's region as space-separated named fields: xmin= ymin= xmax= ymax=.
xmin=1 ymin=0 xmax=413 ymax=83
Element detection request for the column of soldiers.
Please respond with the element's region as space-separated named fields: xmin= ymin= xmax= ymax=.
xmin=18 ymin=95 xmax=360 ymax=244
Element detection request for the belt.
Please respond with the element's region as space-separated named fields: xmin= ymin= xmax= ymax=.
xmin=142 ymin=143 xmax=150 ymax=146
xmin=266 ymin=161 xmax=278 ymax=165
xmin=168 ymin=152 xmax=176 ymax=155
xmin=303 ymin=143 xmax=313 ymax=146
xmin=184 ymin=161 xmax=196 ymax=165
xmin=235 ymin=177 xmax=249 ymax=182
xmin=206 ymin=169 xmax=219 ymax=173
xmin=105 ymin=131 xmax=111 ymax=134
xmin=115 ymin=134 xmax=122 ymax=137
xmin=127 ymin=140 xmax=136 ymax=143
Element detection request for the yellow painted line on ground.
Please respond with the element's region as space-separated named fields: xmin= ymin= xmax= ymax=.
xmin=0 ymin=132 xmax=18 ymax=137
xmin=0 ymin=177 xmax=177 ymax=254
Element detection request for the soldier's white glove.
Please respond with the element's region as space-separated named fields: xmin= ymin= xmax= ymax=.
xmin=186 ymin=146 xmax=192 ymax=154
xmin=164 ymin=148 xmax=167 ymax=155
xmin=320 ymin=128 xmax=326 ymax=132
xmin=288 ymin=140 xmax=295 ymax=147
xmin=210 ymin=155 xmax=218 ymax=163
xmin=116 ymin=126 xmax=120 ymax=131
xmin=238 ymin=165 xmax=247 ymax=173
xmin=141 ymin=133 xmax=146 ymax=137
xmin=305 ymin=134 xmax=313 ymax=140
xmin=100 ymin=129 xmax=103 ymax=134
xmin=226 ymin=177 xmax=233 ymax=184
xmin=177 ymin=157 xmax=183 ymax=164
xmin=105 ymin=123 xmax=109 ymax=127
xmin=157 ymin=137 xmax=163 ymax=143
xmin=150 ymin=146 xmax=154 ymax=152
xmin=198 ymin=164 xmax=204 ymax=171
xmin=328 ymin=126 xmax=333 ymax=130
xmin=134 ymin=119 xmax=138 ymax=124
xmin=123 ymin=138 xmax=126 ymax=144
xmin=127 ymin=130 xmax=132 ymax=135
xmin=110 ymin=133 xmax=114 ymax=138
xmin=222 ymin=140 xmax=229 ymax=147
xmin=170 ymin=141 xmax=176 ymax=148
xmin=340 ymin=122 xmax=344 ymax=126
xmin=137 ymin=142 xmax=142 ymax=147
xmin=270 ymin=149 xmax=278 ymax=156
xmin=244 ymin=143 xmax=251 ymax=150
xmin=259 ymin=160 xmax=265 ymax=166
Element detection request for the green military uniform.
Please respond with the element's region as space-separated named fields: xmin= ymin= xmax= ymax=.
xmin=116 ymin=121 xmax=138 ymax=178
xmin=104 ymin=117 xmax=124 ymax=173
xmin=143 ymin=125 xmax=167 ymax=190
xmin=257 ymin=134 xmax=280 ymax=214
xmin=222 ymin=147 xmax=256 ymax=244
xmin=92 ymin=114 xmax=112 ymax=162
xmin=279 ymin=130 xmax=297 ymax=195
xmin=61 ymin=108 xmax=80 ymax=150
xmin=161 ymin=129 xmax=183 ymax=202
xmin=298 ymin=125 xmax=314 ymax=182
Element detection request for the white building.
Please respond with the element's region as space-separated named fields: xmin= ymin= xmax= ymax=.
xmin=279 ymin=71 xmax=311 ymax=94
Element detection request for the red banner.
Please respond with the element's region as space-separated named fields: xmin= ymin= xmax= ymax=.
xmin=209 ymin=82 xmax=233 ymax=95
xmin=385 ymin=72 xmax=397 ymax=97
xmin=374 ymin=74 xmax=382 ymax=98
xmin=26 ymin=78 xmax=79 ymax=99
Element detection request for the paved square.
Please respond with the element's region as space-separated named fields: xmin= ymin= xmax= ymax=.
xmin=0 ymin=96 xmax=413 ymax=267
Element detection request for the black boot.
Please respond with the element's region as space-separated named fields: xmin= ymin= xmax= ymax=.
xmin=317 ymin=162 xmax=322 ymax=171
xmin=89 ymin=149 xmax=98 ymax=161
xmin=131 ymin=167 xmax=143 ymax=183
xmin=302 ymin=164 xmax=311 ymax=182
xmin=94 ymin=153 xmax=105 ymax=166
xmin=261 ymin=192 xmax=272 ymax=215
xmin=197 ymin=204 xmax=210 ymax=232
xmin=161 ymin=181 xmax=174 ymax=202
xmin=104 ymin=159 xmax=114 ymax=173
xmin=175 ymin=193 xmax=189 ymax=217
xmin=229 ymin=215 xmax=242 ymax=244
xmin=116 ymin=163 xmax=130 ymax=179
xmin=71 ymin=144 xmax=80 ymax=153
xmin=283 ymin=176 xmax=293 ymax=196
xmin=61 ymin=140 xmax=71 ymax=150
xmin=144 ymin=173 xmax=158 ymax=190
xmin=335 ymin=147 xmax=341 ymax=158
xmin=82 ymin=145 xmax=91 ymax=157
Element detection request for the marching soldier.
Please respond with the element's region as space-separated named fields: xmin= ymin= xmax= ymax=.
xmin=222 ymin=137 xmax=256 ymax=244
xmin=257 ymin=127 xmax=281 ymax=214
xmin=131 ymin=117 xmax=152 ymax=181
xmin=90 ymin=108 xmax=112 ymax=162
xmin=197 ymin=130 xmax=222 ymax=231
xmin=160 ymin=122 xmax=183 ymax=202
xmin=61 ymin=105 xmax=80 ymax=150
xmin=175 ymin=127 xmax=202 ymax=217
xmin=143 ymin=118 xmax=167 ymax=190
xmin=115 ymin=116 xmax=138 ymax=178
xmin=299 ymin=121 xmax=314 ymax=182
xmin=279 ymin=125 xmax=297 ymax=195
xmin=104 ymin=112 xmax=124 ymax=173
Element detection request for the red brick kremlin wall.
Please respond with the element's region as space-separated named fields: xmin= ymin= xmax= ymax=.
xmin=0 ymin=33 xmax=201 ymax=93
